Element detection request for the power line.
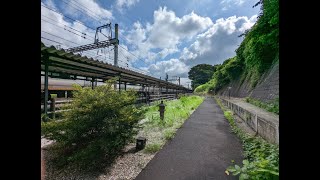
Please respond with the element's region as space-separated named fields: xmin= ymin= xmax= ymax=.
xmin=118 ymin=45 xmax=149 ymax=69
xmin=41 ymin=19 xmax=90 ymax=40
xmin=41 ymin=36 xmax=115 ymax=64
xmin=41 ymin=14 xmax=94 ymax=38
xmin=41 ymin=4 xmax=95 ymax=30
xmin=42 ymin=37 xmax=146 ymax=73
xmin=41 ymin=30 xmax=81 ymax=45
xmin=118 ymin=44 xmax=140 ymax=61
xmin=60 ymin=0 xmax=103 ymax=24
xmin=70 ymin=0 xmax=107 ymax=22
xmin=41 ymin=36 xmax=65 ymax=46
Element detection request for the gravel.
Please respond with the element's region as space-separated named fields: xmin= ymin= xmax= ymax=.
xmin=41 ymin=137 xmax=156 ymax=180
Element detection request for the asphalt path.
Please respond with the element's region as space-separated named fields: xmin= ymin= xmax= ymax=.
xmin=135 ymin=97 xmax=243 ymax=180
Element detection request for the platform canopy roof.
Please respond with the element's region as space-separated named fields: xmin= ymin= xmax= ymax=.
xmin=41 ymin=42 xmax=190 ymax=91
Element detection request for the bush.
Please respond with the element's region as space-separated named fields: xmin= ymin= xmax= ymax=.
xmin=41 ymin=80 xmax=145 ymax=170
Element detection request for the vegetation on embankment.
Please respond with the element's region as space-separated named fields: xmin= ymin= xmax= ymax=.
xmin=194 ymin=0 xmax=279 ymax=93
xmin=245 ymin=97 xmax=279 ymax=115
xmin=141 ymin=95 xmax=204 ymax=153
xmin=215 ymin=97 xmax=279 ymax=180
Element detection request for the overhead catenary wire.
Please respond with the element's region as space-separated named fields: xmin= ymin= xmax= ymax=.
xmin=41 ymin=37 xmax=122 ymax=65
xmin=41 ymin=36 xmax=65 ymax=46
xmin=60 ymin=0 xmax=104 ymax=24
xmin=41 ymin=30 xmax=82 ymax=45
xmin=41 ymin=14 xmax=95 ymax=38
xmin=41 ymin=3 xmax=148 ymax=74
xmin=41 ymin=4 xmax=95 ymax=30
xmin=41 ymin=19 xmax=90 ymax=39
xmin=70 ymin=0 xmax=108 ymax=23
xmin=42 ymin=37 xmax=147 ymax=74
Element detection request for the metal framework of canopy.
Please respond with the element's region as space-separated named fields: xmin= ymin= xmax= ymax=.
xmin=41 ymin=42 xmax=192 ymax=115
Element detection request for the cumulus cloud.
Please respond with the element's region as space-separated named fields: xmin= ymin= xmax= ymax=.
xmin=148 ymin=7 xmax=213 ymax=49
xmin=61 ymin=0 xmax=113 ymax=25
xmin=146 ymin=59 xmax=190 ymax=78
xmin=116 ymin=0 xmax=140 ymax=11
xmin=180 ymin=15 xmax=258 ymax=66
xmin=124 ymin=8 xmax=257 ymax=82
xmin=125 ymin=7 xmax=213 ymax=61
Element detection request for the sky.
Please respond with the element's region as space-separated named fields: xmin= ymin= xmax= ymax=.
xmin=41 ymin=0 xmax=261 ymax=88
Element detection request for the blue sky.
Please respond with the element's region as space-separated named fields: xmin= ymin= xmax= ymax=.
xmin=41 ymin=0 xmax=261 ymax=87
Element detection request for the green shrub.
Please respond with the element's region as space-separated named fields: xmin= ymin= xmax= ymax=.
xmin=41 ymin=80 xmax=145 ymax=170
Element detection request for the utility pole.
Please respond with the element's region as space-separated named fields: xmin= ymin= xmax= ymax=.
xmin=114 ymin=23 xmax=119 ymax=67
xmin=114 ymin=24 xmax=119 ymax=90
xmin=178 ymin=77 xmax=180 ymax=86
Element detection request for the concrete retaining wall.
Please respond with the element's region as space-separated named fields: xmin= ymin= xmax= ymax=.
xmin=217 ymin=61 xmax=279 ymax=103
xmin=220 ymin=98 xmax=279 ymax=144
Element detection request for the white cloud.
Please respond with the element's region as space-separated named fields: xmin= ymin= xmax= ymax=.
xmin=158 ymin=47 xmax=179 ymax=59
xmin=125 ymin=7 xmax=213 ymax=63
xmin=61 ymin=0 xmax=113 ymax=24
xmin=180 ymin=15 xmax=258 ymax=66
xmin=148 ymin=7 xmax=213 ymax=49
xmin=141 ymin=58 xmax=192 ymax=87
xmin=220 ymin=0 xmax=246 ymax=11
xmin=147 ymin=59 xmax=190 ymax=78
xmin=116 ymin=0 xmax=140 ymax=11
xmin=43 ymin=0 xmax=57 ymax=9
xmin=123 ymin=8 xmax=257 ymax=81
xmin=221 ymin=0 xmax=245 ymax=6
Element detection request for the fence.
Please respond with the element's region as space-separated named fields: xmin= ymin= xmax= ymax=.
xmin=41 ymin=93 xmax=182 ymax=120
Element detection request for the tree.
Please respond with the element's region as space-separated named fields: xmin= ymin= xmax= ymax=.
xmin=188 ymin=64 xmax=216 ymax=89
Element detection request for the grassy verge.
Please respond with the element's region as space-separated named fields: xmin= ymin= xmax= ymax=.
xmin=245 ymin=97 xmax=279 ymax=115
xmin=139 ymin=95 xmax=204 ymax=154
xmin=215 ymin=96 xmax=279 ymax=180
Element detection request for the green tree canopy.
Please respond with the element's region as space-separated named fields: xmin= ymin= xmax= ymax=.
xmin=188 ymin=64 xmax=216 ymax=89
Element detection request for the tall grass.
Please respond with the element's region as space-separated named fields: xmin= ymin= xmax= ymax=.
xmin=140 ymin=95 xmax=204 ymax=153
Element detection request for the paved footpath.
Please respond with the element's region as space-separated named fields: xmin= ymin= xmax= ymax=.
xmin=135 ymin=97 xmax=243 ymax=180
